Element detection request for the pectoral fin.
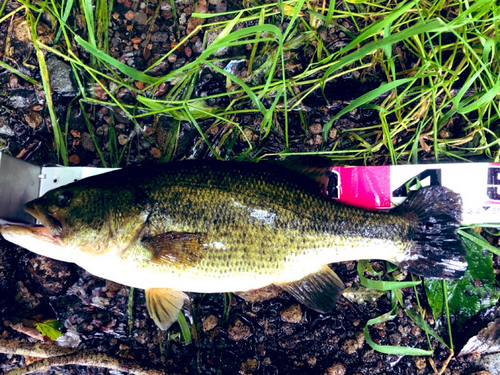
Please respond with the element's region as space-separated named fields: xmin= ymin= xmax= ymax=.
xmin=277 ymin=265 xmax=345 ymax=313
xmin=145 ymin=288 xmax=189 ymax=330
xmin=142 ymin=232 xmax=206 ymax=267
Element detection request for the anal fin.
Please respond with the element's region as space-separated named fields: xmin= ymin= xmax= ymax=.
xmin=145 ymin=288 xmax=189 ymax=330
xmin=277 ymin=265 xmax=345 ymax=313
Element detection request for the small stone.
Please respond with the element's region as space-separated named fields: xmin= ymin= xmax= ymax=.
xmin=184 ymin=46 xmax=192 ymax=58
xmin=414 ymin=357 xmax=427 ymax=373
xmin=312 ymin=134 xmax=322 ymax=145
xmin=134 ymin=12 xmax=148 ymax=24
xmin=228 ymin=318 xmax=252 ymax=341
xmin=167 ymin=54 xmax=177 ymax=63
xmin=240 ymin=358 xmax=258 ymax=374
xmin=239 ymin=128 xmax=254 ymax=143
xmin=0 ymin=117 xmax=13 ymax=136
xmin=341 ymin=332 xmax=364 ymax=355
xmin=150 ymin=147 xmax=161 ymax=158
xmin=234 ymin=284 xmax=282 ymax=303
xmin=69 ymin=154 xmax=80 ymax=165
xmin=118 ymin=134 xmax=128 ymax=146
xmin=131 ymin=36 xmax=142 ymax=44
xmin=124 ymin=10 xmax=134 ymax=21
xmin=8 ymin=89 xmax=37 ymax=109
xmin=280 ymin=304 xmax=303 ymax=323
xmin=70 ymin=129 xmax=81 ymax=138
xmin=307 ymin=356 xmax=317 ymax=366
xmin=317 ymin=26 xmax=328 ymax=41
xmin=142 ymin=47 xmax=151 ymax=60
xmin=389 ymin=332 xmax=401 ymax=346
xmin=328 ymin=128 xmax=338 ymax=140
xmin=46 ymin=56 xmax=77 ymax=96
xmin=325 ymin=363 xmax=346 ymax=375
xmin=202 ymin=315 xmax=218 ymax=332
xmin=341 ymin=339 xmax=358 ymax=354
xmin=411 ymin=325 xmax=421 ymax=337
xmin=154 ymin=82 xmax=168 ymax=97
xmin=81 ymin=133 xmax=96 ymax=152
xmin=27 ymin=256 xmax=74 ymax=295
xmin=309 ymin=122 xmax=322 ymax=134
xmin=93 ymin=81 xmax=108 ymax=101
xmin=24 ymin=111 xmax=43 ymax=129
xmin=440 ymin=129 xmax=451 ymax=138
xmin=151 ymin=32 xmax=168 ymax=43
xmin=96 ymin=125 xmax=109 ymax=136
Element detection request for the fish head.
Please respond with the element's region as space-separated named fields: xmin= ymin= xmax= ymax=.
xmin=1 ymin=181 xmax=152 ymax=263
xmin=23 ymin=185 xmax=109 ymax=248
xmin=1 ymin=184 xmax=112 ymax=262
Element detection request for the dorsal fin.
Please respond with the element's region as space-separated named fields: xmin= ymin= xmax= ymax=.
xmin=274 ymin=156 xmax=337 ymax=197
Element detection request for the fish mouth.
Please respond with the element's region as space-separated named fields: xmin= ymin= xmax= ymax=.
xmin=0 ymin=225 xmax=69 ymax=261
xmin=24 ymin=201 xmax=63 ymax=237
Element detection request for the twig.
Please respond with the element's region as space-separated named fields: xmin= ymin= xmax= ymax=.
xmin=0 ymin=340 xmax=166 ymax=375
xmin=0 ymin=340 xmax=77 ymax=358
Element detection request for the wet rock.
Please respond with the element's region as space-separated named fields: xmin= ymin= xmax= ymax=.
xmin=151 ymin=32 xmax=169 ymax=43
xmin=202 ymin=315 xmax=218 ymax=332
xmin=309 ymin=123 xmax=322 ymax=134
xmin=150 ymin=147 xmax=161 ymax=158
xmin=15 ymin=281 xmax=40 ymax=309
xmin=81 ymin=132 xmax=96 ymax=152
xmin=69 ymin=154 xmax=80 ymax=165
xmin=172 ymin=57 xmax=186 ymax=69
xmin=306 ymin=134 xmax=322 ymax=146
xmin=389 ymin=332 xmax=402 ymax=346
xmin=134 ymin=12 xmax=148 ymax=25
xmin=23 ymin=111 xmax=43 ymax=129
xmin=325 ymin=363 xmax=346 ymax=375
xmin=124 ymin=10 xmax=134 ymax=21
xmin=112 ymin=108 xmax=132 ymax=124
xmin=167 ymin=53 xmax=177 ymax=63
xmin=118 ymin=134 xmax=128 ymax=146
xmin=235 ymin=284 xmax=282 ymax=303
xmin=240 ymin=358 xmax=258 ymax=374
xmin=414 ymin=356 xmax=427 ymax=373
xmin=280 ymin=304 xmax=303 ymax=323
xmin=27 ymin=255 xmax=75 ymax=295
xmin=228 ymin=317 xmax=252 ymax=341
xmin=8 ymin=88 xmax=38 ymax=109
xmin=328 ymin=128 xmax=338 ymax=140
xmin=96 ymin=124 xmax=109 ymax=136
xmin=341 ymin=332 xmax=365 ymax=354
xmin=46 ymin=56 xmax=77 ymax=96
xmin=0 ymin=116 xmax=14 ymax=136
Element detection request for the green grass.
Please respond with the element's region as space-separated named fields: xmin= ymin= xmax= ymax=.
xmin=4 ymin=0 xmax=497 ymax=165
xmin=1 ymin=0 xmax=499 ymax=368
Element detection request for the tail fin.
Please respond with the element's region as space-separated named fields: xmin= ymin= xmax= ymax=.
xmin=398 ymin=186 xmax=467 ymax=279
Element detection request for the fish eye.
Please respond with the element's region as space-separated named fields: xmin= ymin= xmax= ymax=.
xmin=56 ymin=191 xmax=73 ymax=207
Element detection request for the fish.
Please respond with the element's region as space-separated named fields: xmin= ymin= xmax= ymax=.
xmin=0 ymin=160 xmax=467 ymax=330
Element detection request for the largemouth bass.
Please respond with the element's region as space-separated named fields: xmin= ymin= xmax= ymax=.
xmin=0 ymin=161 xmax=466 ymax=330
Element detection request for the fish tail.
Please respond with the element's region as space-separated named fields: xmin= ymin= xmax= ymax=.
xmin=397 ymin=186 xmax=467 ymax=279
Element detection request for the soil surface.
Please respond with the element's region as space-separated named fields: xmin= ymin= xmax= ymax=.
xmin=0 ymin=0 xmax=498 ymax=374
